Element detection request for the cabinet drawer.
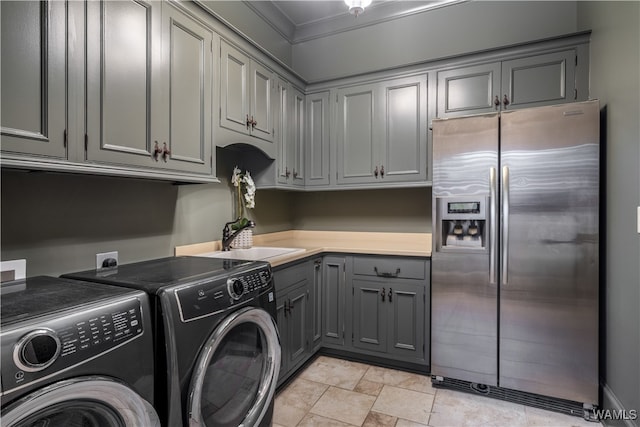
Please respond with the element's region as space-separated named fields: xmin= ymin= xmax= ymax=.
xmin=352 ymin=257 xmax=427 ymax=280
xmin=273 ymin=261 xmax=308 ymax=294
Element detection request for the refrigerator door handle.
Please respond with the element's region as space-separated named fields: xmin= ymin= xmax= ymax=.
xmin=502 ymin=166 xmax=510 ymax=286
xmin=489 ymin=167 xmax=497 ymax=285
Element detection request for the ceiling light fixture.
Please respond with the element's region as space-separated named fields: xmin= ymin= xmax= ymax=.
xmin=344 ymin=0 xmax=372 ymax=17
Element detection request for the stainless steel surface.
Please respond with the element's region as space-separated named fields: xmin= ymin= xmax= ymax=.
xmin=498 ymin=102 xmax=599 ymax=403
xmin=431 ymin=100 xmax=599 ymax=405
xmin=431 ymin=113 xmax=499 ymax=386
xmin=489 ymin=167 xmax=497 ymax=285
xmin=501 ymin=165 xmax=510 ymax=286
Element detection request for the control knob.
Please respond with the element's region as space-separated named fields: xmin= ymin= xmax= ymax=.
xmin=14 ymin=329 xmax=61 ymax=372
xmin=227 ymin=277 xmax=247 ymax=300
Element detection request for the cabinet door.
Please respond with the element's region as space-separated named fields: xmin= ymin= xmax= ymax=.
xmin=1 ymin=1 xmax=67 ymax=159
xmin=276 ymin=296 xmax=288 ymax=379
xmin=379 ymin=75 xmax=428 ymax=182
xmin=501 ymin=50 xmax=577 ymax=110
xmin=309 ymin=259 xmax=323 ymax=351
xmin=322 ymin=256 xmax=345 ymax=347
xmin=275 ymin=78 xmax=290 ymax=185
xmin=249 ymin=61 xmax=274 ymax=142
xmin=437 ymin=62 xmax=501 ymax=118
xmin=336 ymin=84 xmax=380 ymax=185
xmin=86 ymin=0 xmax=162 ymax=167
xmin=286 ymin=285 xmax=308 ymax=370
xmin=220 ymin=40 xmax=250 ymax=135
xmin=386 ymin=282 xmax=425 ymax=360
xmin=161 ymin=2 xmax=212 ymax=175
xmin=291 ymin=88 xmax=305 ymax=186
xmin=305 ymin=92 xmax=330 ymax=187
xmin=352 ymin=279 xmax=387 ymax=353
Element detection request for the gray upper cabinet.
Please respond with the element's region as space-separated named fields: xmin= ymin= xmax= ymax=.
xmin=379 ymin=75 xmax=428 ymax=183
xmin=1 ymin=1 xmax=67 ymax=160
xmin=305 ymin=92 xmax=331 ymax=187
xmin=336 ymin=83 xmax=378 ymax=185
xmin=220 ymin=40 xmax=274 ymax=144
xmin=85 ymin=0 xmax=213 ymax=178
xmin=437 ymin=50 xmax=578 ymax=118
xmin=274 ymin=79 xmax=305 ymax=188
xmin=336 ymin=75 xmax=428 ymax=186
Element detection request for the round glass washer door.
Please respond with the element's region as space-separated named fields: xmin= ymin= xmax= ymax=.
xmin=1 ymin=377 xmax=160 ymax=427
xmin=188 ymin=306 xmax=281 ymax=427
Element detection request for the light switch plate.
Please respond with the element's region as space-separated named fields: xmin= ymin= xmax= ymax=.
xmin=637 ymin=206 xmax=640 ymax=234
xmin=0 ymin=259 xmax=26 ymax=282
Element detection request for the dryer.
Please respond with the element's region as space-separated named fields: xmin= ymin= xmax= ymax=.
xmin=0 ymin=276 xmax=159 ymax=427
xmin=64 ymin=256 xmax=281 ymax=427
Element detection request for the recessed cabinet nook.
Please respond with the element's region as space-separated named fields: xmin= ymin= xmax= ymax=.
xmin=1 ymin=0 xmax=589 ymax=187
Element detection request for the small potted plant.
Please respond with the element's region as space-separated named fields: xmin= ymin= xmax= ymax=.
xmin=230 ymin=166 xmax=256 ymax=248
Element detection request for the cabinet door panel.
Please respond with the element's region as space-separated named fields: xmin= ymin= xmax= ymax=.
xmin=291 ymin=90 xmax=305 ymax=186
xmin=287 ymin=286 xmax=308 ymax=368
xmin=305 ymin=92 xmax=330 ymax=187
xmin=276 ymin=298 xmax=288 ymax=379
xmin=353 ymin=279 xmax=387 ymax=353
xmin=310 ymin=260 xmax=323 ymax=350
xmin=387 ymin=283 xmax=424 ymax=360
xmin=275 ymin=79 xmax=290 ymax=185
xmin=250 ymin=62 xmax=274 ymax=142
xmin=1 ymin=1 xmax=66 ymax=158
xmin=337 ymin=86 xmax=377 ymax=184
xmin=502 ymin=50 xmax=576 ymax=110
xmin=381 ymin=76 xmax=427 ymax=182
xmin=323 ymin=257 xmax=345 ymax=346
xmin=437 ymin=63 xmax=501 ymax=118
xmin=220 ymin=41 xmax=249 ymax=134
xmin=164 ymin=4 xmax=212 ymax=174
xmin=86 ymin=0 xmax=160 ymax=167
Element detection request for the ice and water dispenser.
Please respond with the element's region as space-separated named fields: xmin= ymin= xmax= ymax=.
xmin=435 ymin=196 xmax=488 ymax=251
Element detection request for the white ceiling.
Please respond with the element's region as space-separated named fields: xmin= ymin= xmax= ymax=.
xmin=244 ymin=0 xmax=468 ymax=44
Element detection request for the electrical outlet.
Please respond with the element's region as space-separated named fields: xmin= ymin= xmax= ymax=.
xmin=96 ymin=251 xmax=118 ymax=269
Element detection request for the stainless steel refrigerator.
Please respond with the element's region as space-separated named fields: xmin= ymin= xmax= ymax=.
xmin=431 ymin=100 xmax=600 ymax=414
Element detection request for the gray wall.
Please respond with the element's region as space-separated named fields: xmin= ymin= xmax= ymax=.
xmin=0 ymin=164 xmax=294 ymax=277
xmin=577 ymin=2 xmax=640 ymax=424
xmin=292 ymin=1 xmax=578 ymax=82
xmin=292 ymin=188 xmax=432 ymax=233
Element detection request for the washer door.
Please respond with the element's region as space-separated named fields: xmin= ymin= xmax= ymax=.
xmin=1 ymin=376 xmax=160 ymax=427
xmin=188 ymin=307 xmax=281 ymax=427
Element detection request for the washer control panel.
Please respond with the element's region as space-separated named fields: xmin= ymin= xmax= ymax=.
xmin=175 ymin=264 xmax=273 ymax=322
xmin=1 ymin=299 xmax=143 ymax=392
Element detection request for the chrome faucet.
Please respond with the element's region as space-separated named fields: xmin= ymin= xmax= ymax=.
xmin=222 ymin=219 xmax=256 ymax=251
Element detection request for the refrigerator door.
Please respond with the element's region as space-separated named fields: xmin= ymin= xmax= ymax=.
xmin=499 ymin=101 xmax=599 ymax=404
xmin=431 ymin=114 xmax=499 ymax=386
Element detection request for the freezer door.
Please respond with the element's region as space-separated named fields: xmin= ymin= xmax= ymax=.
xmin=431 ymin=114 xmax=499 ymax=386
xmin=499 ymin=101 xmax=599 ymax=404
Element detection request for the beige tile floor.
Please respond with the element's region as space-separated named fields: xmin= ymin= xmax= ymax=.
xmin=273 ymin=356 xmax=601 ymax=427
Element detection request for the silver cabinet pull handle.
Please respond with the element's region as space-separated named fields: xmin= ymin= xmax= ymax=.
xmin=502 ymin=166 xmax=510 ymax=286
xmin=381 ymin=287 xmax=386 ymax=302
xmin=489 ymin=167 xmax=497 ymax=285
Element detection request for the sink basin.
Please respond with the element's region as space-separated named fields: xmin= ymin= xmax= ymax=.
xmin=197 ymin=247 xmax=306 ymax=261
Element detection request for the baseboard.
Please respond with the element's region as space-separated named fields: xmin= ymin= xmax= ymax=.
xmin=600 ymin=383 xmax=639 ymax=427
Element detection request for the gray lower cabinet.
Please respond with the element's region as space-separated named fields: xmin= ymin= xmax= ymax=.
xmin=350 ymin=256 xmax=429 ymax=364
xmin=309 ymin=258 xmax=323 ymax=352
xmin=322 ymin=256 xmax=347 ymax=348
xmin=86 ymin=0 xmax=213 ymax=178
xmin=1 ymin=1 xmax=67 ymax=160
xmin=274 ymin=260 xmax=311 ymax=384
xmin=437 ymin=49 xmax=579 ymax=118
